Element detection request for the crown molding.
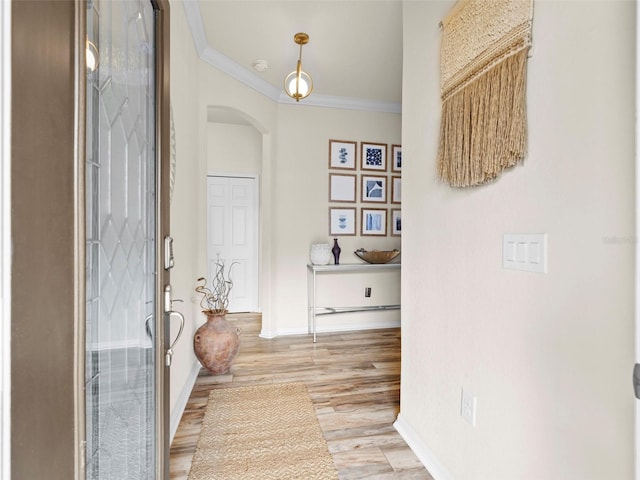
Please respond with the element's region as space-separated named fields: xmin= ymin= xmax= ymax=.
xmin=181 ymin=0 xmax=402 ymax=114
xmin=277 ymin=93 xmax=402 ymax=114
xmin=199 ymin=45 xmax=283 ymax=102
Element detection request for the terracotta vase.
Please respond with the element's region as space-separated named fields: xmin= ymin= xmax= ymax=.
xmin=193 ymin=311 xmax=241 ymax=375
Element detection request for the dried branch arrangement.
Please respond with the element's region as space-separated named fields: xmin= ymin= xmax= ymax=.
xmin=195 ymin=257 xmax=238 ymax=314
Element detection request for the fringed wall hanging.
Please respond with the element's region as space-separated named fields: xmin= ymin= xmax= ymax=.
xmin=438 ymin=0 xmax=534 ymax=187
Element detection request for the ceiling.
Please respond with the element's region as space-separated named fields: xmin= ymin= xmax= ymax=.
xmin=188 ymin=0 xmax=404 ymax=111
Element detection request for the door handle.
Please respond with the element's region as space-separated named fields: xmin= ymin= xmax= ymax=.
xmin=165 ymin=310 xmax=185 ymax=367
xmin=634 ymin=364 xmax=640 ymax=399
xmin=162 ymin=285 xmax=186 ymax=366
xmin=143 ymin=310 xmax=184 ymax=366
xmin=145 ymin=313 xmax=154 ymax=339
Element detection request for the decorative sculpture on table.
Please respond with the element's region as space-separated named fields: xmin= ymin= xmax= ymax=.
xmin=310 ymin=243 xmax=331 ymax=265
xmin=354 ymin=248 xmax=400 ymax=264
xmin=332 ymin=238 xmax=342 ymax=264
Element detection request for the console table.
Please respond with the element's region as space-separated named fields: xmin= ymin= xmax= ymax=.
xmin=306 ymin=263 xmax=401 ymax=342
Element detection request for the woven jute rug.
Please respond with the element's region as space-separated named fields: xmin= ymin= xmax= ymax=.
xmin=438 ymin=0 xmax=534 ymax=187
xmin=187 ymin=382 xmax=338 ymax=480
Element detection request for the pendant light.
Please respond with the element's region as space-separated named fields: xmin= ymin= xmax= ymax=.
xmin=284 ymin=32 xmax=313 ymax=102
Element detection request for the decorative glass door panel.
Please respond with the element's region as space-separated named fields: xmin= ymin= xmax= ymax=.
xmin=85 ymin=0 xmax=157 ymax=478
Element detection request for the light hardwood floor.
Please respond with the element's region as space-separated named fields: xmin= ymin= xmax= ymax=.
xmin=169 ymin=313 xmax=433 ymax=479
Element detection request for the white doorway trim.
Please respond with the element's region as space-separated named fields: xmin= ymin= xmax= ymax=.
xmin=207 ymin=172 xmax=260 ymax=313
xmin=0 ymin=0 xmax=10 ymax=477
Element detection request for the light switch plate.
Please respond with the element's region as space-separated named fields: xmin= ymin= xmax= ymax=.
xmin=503 ymin=234 xmax=547 ymax=273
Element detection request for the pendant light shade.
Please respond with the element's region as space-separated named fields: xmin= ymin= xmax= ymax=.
xmin=284 ymin=33 xmax=313 ymax=102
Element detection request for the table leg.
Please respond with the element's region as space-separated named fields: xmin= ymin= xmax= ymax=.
xmin=312 ymin=269 xmax=317 ymax=343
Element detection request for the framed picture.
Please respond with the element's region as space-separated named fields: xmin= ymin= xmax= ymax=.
xmin=361 ymin=208 xmax=387 ymax=236
xmin=391 ymin=144 xmax=402 ymax=172
xmin=361 ymin=175 xmax=387 ymax=203
xmin=361 ymin=142 xmax=387 ymax=171
xmin=391 ymin=209 xmax=401 ymax=236
xmin=391 ymin=176 xmax=401 ymax=204
xmin=329 ymin=173 xmax=356 ymax=203
xmin=329 ymin=140 xmax=357 ymax=170
xmin=329 ymin=207 xmax=356 ymax=236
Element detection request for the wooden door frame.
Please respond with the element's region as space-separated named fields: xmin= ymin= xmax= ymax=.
xmin=0 ymin=0 xmax=10 ymax=478
xmin=154 ymin=0 xmax=172 ymax=477
xmin=11 ymin=1 xmax=82 ymax=478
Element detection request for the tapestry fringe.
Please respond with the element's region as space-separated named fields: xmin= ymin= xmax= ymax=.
xmin=437 ymin=48 xmax=529 ymax=187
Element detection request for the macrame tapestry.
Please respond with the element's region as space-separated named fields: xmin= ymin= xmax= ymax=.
xmin=438 ymin=0 xmax=534 ymax=187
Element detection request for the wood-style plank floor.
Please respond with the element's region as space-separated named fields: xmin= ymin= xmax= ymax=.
xmin=169 ymin=313 xmax=433 ymax=480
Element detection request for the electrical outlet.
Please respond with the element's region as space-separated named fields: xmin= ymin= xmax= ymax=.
xmin=461 ymin=389 xmax=476 ymax=427
xmin=365 ymin=287 xmax=372 ymax=297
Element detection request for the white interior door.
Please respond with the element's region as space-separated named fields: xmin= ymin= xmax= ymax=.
xmin=207 ymin=175 xmax=259 ymax=313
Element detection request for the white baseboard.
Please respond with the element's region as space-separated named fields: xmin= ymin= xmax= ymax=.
xmin=393 ymin=413 xmax=454 ymax=480
xmin=271 ymin=319 xmax=400 ymax=338
xmin=259 ymin=328 xmax=276 ymax=339
xmin=170 ymin=360 xmax=202 ymax=445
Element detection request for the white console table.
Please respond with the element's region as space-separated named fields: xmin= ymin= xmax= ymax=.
xmin=306 ymin=263 xmax=401 ymax=342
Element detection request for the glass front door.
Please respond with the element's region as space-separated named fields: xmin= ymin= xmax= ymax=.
xmin=85 ymin=0 xmax=160 ymax=477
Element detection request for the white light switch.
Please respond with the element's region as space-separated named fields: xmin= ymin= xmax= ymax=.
xmin=503 ymin=234 xmax=547 ymax=273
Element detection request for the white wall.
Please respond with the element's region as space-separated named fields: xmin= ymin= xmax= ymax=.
xmin=168 ymin=0 xmax=202 ymax=441
xmin=207 ymin=122 xmax=262 ymax=175
xmin=398 ymin=1 xmax=635 ymax=479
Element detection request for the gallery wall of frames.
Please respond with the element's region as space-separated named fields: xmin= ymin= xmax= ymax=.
xmin=328 ymin=139 xmax=401 ymax=237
